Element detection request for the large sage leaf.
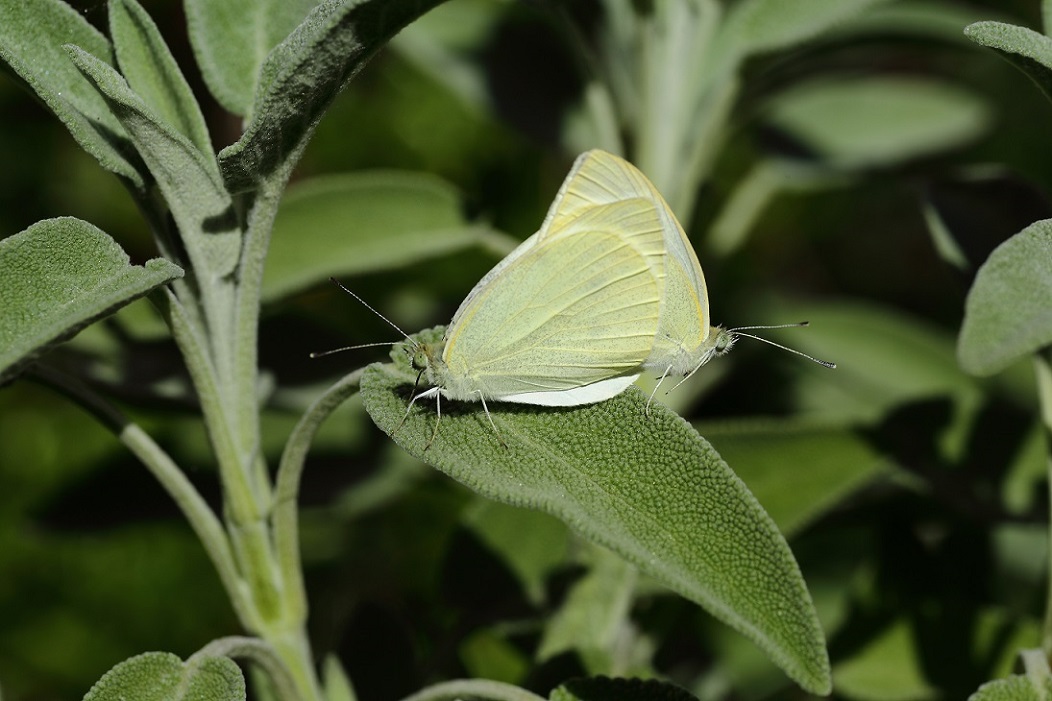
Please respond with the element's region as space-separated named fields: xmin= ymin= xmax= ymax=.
xmin=970 ymin=675 xmax=1052 ymax=701
xmin=265 ymin=171 xmax=496 ymax=301
xmin=69 ymin=47 xmax=240 ymax=279
xmin=360 ymin=329 xmax=831 ymax=694
xmin=83 ymin=651 xmax=244 ymax=701
xmin=109 ymin=0 xmax=212 ymax=155
xmin=958 ymin=219 xmax=1052 ymax=375
xmin=0 ymin=0 xmax=144 ymax=188
xmin=184 ymin=0 xmax=320 ymax=116
xmin=0 ymin=217 xmax=182 ymax=384
xmin=966 ymin=21 xmax=1052 ymax=105
xmin=218 ymin=0 xmax=449 ymax=192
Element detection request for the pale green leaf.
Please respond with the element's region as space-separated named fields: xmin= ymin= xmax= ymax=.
xmin=833 ymin=620 xmax=939 ymax=701
xmin=0 ymin=0 xmax=144 ymax=188
xmin=185 ymin=0 xmax=319 ymax=115
xmin=264 ymin=172 xmax=487 ymax=301
xmin=321 ymin=655 xmax=357 ymax=701
xmin=0 ymin=217 xmax=182 ymax=385
xmin=959 ymin=220 xmax=1052 ymax=375
xmin=537 ymin=546 xmax=638 ymax=671
xmin=68 ymin=46 xmax=240 ymax=278
xmin=700 ymin=420 xmax=886 ymax=537
xmin=361 ymin=330 xmax=831 ymax=694
xmin=970 ymin=675 xmax=1052 ymax=701
xmin=459 ymin=629 xmax=529 ymax=684
xmin=721 ymin=0 xmax=890 ymax=58
xmin=765 ymin=77 xmax=990 ymax=169
xmin=83 ymin=651 xmax=245 ymax=701
xmin=550 ymin=677 xmax=698 ymax=701
xmin=109 ymin=0 xmax=212 ymax=155
xmin=218 ymin=0 xmax=450 ymax=192
xmin=966 ymin=21 xmax=1052 ymax=105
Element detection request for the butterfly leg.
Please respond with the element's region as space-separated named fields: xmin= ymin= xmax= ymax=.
xmin=423 ymin=391 xmax=441 ymax=451
xmin=646 ymin=365 xmax=672 ymax=417
xmin=476 ymin=391 xmax=508 ymax=449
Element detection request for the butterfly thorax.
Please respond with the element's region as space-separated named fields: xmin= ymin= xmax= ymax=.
xmin=646 ymin=325 xmax=735 ymax=376
xmin=410 ymin=340 xmax=486 ymax=401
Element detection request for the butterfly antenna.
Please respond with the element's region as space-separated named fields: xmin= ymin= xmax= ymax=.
xmin=310 ymin=341 xmax=401 ymax=359
xmin=328 ymin=277 xmax=417 ymax=347
xmin=729 ymin=326 xmax=836 ymax=369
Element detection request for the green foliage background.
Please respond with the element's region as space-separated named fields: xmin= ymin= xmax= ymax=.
xmin=2 ymin=0 xmax=1052 ymax=700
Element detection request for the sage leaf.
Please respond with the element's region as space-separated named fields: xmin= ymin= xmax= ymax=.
xmin=0 ymin=217 xmax=182 ymax=384
xmin=83 ymin=651 xmax=245 ymax=701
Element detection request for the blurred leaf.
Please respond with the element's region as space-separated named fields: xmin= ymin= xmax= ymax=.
xmin=974 ymin=606 xmax=1042 ymax=680
xmin=68 ymin=46 xmax=240 ymax=279
xmin=765 ymin=77 xmax=990 ymax=169
xmin=700 ymin=420 xmax=886 ymax=537
xmin=462 ymin=499 xmax=570 ymax=606
xmin=218 ymin=0 xmax=450 ymax=192
xmin=361 ymin=330 xmax=832 ymax=694
xmin=969 ymin=675 xmax=1052 ymax=701
xmin=708 ymin=159 xmax=848 ymax=256
xmin=109 ymin=0 xmax=212 ymax=155
xmin=839 ymin=2 xmax=1000 ymax=42
xmin=551 ymin=677 xmax=698 ymax=701
xmin=537 ymin=546 xmax=637 ymax=671
xmin=966 ymin=21 xmax=1052 ymax=105
xmin=184 ymin=0 xmax=320 ymax=116
xmin=321 ymin=655 xmax=357 ymax=701
xmin=0 ymin=217 xmax=181 ymax=384
xmin=1001 ymin=423 xmax=1046 ymax=515
xmin=720 ymin=0 xmax=890 ymax=58
xmin=0 ymin=0 xmax=144 ymax=188
xmin=459 ymin=628 xmax=529 ymax=685
xmin=958 ymin=220 xmax=1052 ymax=376
xmin=84 ymin=651 xmax=245 ymax=701
xmin=833 ymin=620 xmax=938 ymax=701
xmin=264 ymin=172 xmax=494 ymax=301
xmin=921 ymin=200 xmax=970 ymax=271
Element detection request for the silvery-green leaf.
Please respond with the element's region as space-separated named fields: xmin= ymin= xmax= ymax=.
xmin=109 ymin=0 xmax=212 ymax=155
xmin=958 ymin=219 xmax=1052 ymax=375
xmin=0 ymin=0 xmax=144 ymax=188
xmin=218 ymin=0 xmax=450 ymax=192
xmin=966 ymin=21 xmax=1052 ymax=104
xmin=83 ymin=651 xmax=245 ymax=701
xmin=0 ymin=217 xmax=182 ymax=384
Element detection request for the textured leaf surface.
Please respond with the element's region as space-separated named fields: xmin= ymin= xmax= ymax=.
xmin=360 ymin=330 xmax=831 ymax=694
xmin=69 ymin=47 xmax=240 ymax=278
xmin=185 ymin=0 xmax=319 ymax=115
xmin=218 ymin=0 xmax=449 ymax=192
xmin=265 ymin=172 xmax=486 ymax=301
xmin=83 ymin=651 xmax=244 ymax=701
xmin=970 ymin=675 xmax=1052 ymax=701
xmin=551 ymin=677 xmax=698 ymax=701
xmin=0 ymin=217 xmax=182 ymax=384
xmin=0 ymin=0 xmax=144 ymax=187
xmin=958 ymin=219 xmax=1052 ymax=375
xmin=966 ymin=21 xmax=1052 ymax=104
xmin=765 ymin=76 xmax=990 ymax=168
xmin=109 ymin=0 xmax=212 ymax=154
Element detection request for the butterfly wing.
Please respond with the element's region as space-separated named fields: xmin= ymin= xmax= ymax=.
xmin=441 ymin=198 xmax=666 ymax=403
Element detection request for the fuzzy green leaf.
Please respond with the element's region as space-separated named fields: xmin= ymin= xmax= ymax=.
xmin=185 ymin=0 xmax=319 ymax=116
xmin=966 ymin=21 xmax=1052 ymax=105
xmin=765 ymin=76 xmax=990 ymax=169
xmin=264 ymin=171 xmax=487 ymax=301
xmin=83 ymin=651 xmax=245 ymax=701
xmin=360 ymin=331 xmax=831 ymax=694
xmin=550 ymin=677 xmax=698 ymax=701
xmin=958 ymin=219 xmax=1052 ymax=375
xmin=0 ymin=0 xmax=145 ymax=188
xmin=721 ymin=0 xmax=889 ymax=58
xmin=218 ymin=0 xmax=450 ymax=192
xmin=68 ymin=46 xmax=240 ymax=278
xmin=0 ymin=218 xmax=182 ymax=385
xmin=109 ymin=0 xmax=212 ymax=155
xmin=970 ymin=675 xmax=1052 ymax=701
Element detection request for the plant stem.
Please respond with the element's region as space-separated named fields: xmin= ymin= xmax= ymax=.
xmin=193 ymin=636 xmax=302 ymax=701
xmin=398 ymin=680 xmax=546 ymax=701
xmin=274 ymin=370 xmax=364 ymax=623
xmin=1035 ymin=349 xmax=1052 ymax=657
xmin=28 ymin=365 xmax=259 ymax=632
